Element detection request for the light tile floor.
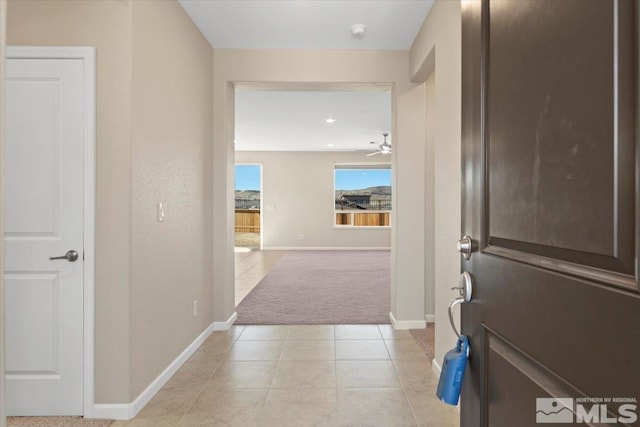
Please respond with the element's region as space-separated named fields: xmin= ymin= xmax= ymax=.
xmin=235 ymin=250 xmax=287 ymax=306
xmin=112 ymin=324 xmax=459 ymax=427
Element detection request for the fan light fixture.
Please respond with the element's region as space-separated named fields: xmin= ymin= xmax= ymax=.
xmin=366 ymin=133 xmax=392 ymax=157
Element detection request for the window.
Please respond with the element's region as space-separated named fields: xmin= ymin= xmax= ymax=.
xmin=334 ymin=164 xmax=391 ymax=227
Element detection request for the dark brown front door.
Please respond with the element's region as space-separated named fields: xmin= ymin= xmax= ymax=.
xmin=461 ymin=1 xmax=639 ymax=426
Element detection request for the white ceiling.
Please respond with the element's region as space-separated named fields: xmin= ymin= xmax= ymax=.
xmin=235 ymin=91 xmax=391 ymax=152
xmin=178 ymin=0 xmax=433 ymax=50
xmin=178 ymin=1 xmax=427 ymax=152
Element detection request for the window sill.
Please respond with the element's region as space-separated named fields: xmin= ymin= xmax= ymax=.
xmin=333 ymin=225 xmax=391 ymax=229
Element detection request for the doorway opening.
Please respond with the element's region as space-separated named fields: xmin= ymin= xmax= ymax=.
xmin=234 ymin=163 xmax=262 ymax=251
xmin=232 ymin=87 xmax=393 ymax=324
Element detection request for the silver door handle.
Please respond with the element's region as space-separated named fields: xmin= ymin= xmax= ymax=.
xmin=49 ymin=250 xmax=79 ymax=262
xmin=449 ymin=272 xmax=473 ymax=338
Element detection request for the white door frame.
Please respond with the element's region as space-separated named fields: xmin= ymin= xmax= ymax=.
xmin=6 ymin=46 xmax=96 ymax=417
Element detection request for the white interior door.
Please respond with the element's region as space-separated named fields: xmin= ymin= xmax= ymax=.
xmin=5 ymin=57 xmax=84 ymax=415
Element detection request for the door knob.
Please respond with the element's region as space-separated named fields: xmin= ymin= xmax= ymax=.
xmin=49 ymin=250 xmax=79 ymax=262
xmin=457 ymin=235 xmax=473 ymax=260
xmin=449 ymin=272 xmax=473 ymax=338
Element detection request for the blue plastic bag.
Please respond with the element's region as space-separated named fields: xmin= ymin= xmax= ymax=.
xmin=436 ymin=335 xmax=469 ymax=405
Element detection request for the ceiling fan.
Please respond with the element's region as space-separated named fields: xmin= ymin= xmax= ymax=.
xmin=366 ymin=133 xmax=391 ymax=156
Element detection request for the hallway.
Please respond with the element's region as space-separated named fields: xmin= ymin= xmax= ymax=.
xmin=111 ymin=324 xmax=458 ymax=426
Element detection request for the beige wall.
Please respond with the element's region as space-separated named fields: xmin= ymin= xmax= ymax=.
xmin=214 ymin=50 xmax=429 ymax=327
xmin=0 ymin=1 xmax=6 ymax=424
xmin=235 ymin=151 xmax=391 ymax=249
xmin=410 ymin=0 xmax=462 ymax=367
xmin=394 ymin=82 xmax=428 ymax=325
xmin=424 ymin=73 xmax=436 ymax=319
xmin=130 ymin=0 xmax=213 ymax=398
xmin=7 ymin=0 xmax=214 ymax=403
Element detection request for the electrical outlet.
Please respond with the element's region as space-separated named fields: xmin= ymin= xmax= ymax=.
xmin=192 ymin=300 xmax=198 ymax=318
xmin=298 ymin=234 xmax=305 ymax=240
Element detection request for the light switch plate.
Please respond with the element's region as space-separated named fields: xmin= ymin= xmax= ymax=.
xmin=158 ymin=202 xmax=165 ymax=222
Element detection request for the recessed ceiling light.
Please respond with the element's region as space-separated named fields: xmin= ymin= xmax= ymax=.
xmin=351 ymin=24 xmax=367 ymax=37
xmin=325 ymin=118 xmax=336 ymax=124
xmin=328 ymin=143 xmax=334 ymax=147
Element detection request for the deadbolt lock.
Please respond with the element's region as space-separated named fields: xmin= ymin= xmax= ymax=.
xmin=457 ymin=235 xmax=473 ymax=260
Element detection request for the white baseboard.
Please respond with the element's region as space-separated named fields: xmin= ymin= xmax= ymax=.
xmin=425 ymin=314 xmax=435 ymax=323
xmin=432 ymin=357 xmax=442 ymax=376
xmin=89 ymin=321 xmax=216 ymax=420
xmin=213 ymin=311 xmax=237 ymax=331
xmin=88 ymin=403 xmax=130 ymax=420
xmin=388 ymin=312 xmax=426 ymax=330
xmin=262 ymin=246 xmax=391 ymax=251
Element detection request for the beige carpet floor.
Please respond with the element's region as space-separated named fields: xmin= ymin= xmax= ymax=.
xmin=236 ymin=250 xmax=391 ymax=324
xmin=8 ymin=417 xmax=112 ymax=426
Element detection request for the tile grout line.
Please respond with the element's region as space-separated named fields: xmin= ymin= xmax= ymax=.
xmin=398 ymin=361 xmax=422 ymax=427
xmin=260 ymin=326 xmax=289 ymax=425
xmin=178 ymin=333 xmax=237 ymax=425
xmin=383 ymin=323 xmax=422 ymax=427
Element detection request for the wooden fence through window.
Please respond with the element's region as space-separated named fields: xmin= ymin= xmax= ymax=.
xmin=335 ymin=212 xmax=390 ymax=227
xmin=235 ymin=210 xmax=260 ymax=232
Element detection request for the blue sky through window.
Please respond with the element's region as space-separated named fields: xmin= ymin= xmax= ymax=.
xmin=335 ymin=169 xmax=391 ymax=190
xmin=235 ymin=164 xmax=260 ymax=191
xmin=236 ymin=165 xmax=389 ymax=191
